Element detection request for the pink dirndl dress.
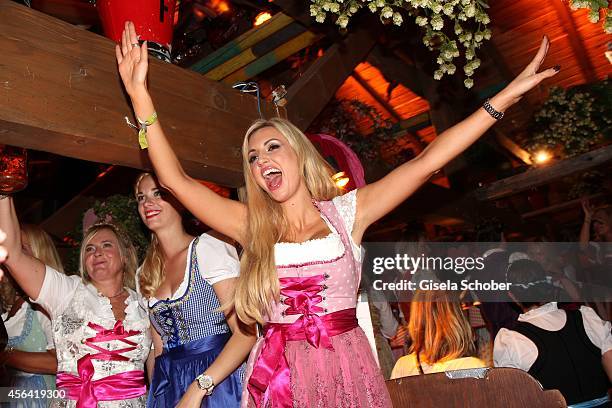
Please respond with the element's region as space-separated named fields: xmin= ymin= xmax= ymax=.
xmin=241 ymin=192 xmax=392 ymax=408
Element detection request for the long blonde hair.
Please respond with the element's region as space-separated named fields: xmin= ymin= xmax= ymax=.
xmin=21 ymin=224 xmax=64 ymax=273
xmin=134 ymin=172 xmax=166 ymax=298
xmin=234 ymin=118 xmax=341 ymax=324
xmin=408 ymin=290 xmax=476 ymax=364
xmin=79 ymin=223 xmax=137 ymax=289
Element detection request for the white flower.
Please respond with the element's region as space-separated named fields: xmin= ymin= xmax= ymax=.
xmin=483 ymin=28 xmax=492 ymax=40
xmin=381 ymin=6 xmax=393 ymax=18
xmin=330 ymin=2 xmax=340 ymax=13
xmin=471 ymin=58 xmax=481 ymax=69
xmin=322 ymin=2 xmax=332 ymax=11
xmin=464 ymin=4 xmax=476 ymax=17
xmin=416 ymin=16 xmax=428 ymax=26
xmin=588 ymin=9 xmax=599 ymax=23
xmin=431 ymin=2 xmax=443 ymax=13
xmin=393 ymin=12 xmax=403 ymax=25
xmin=476 ymin=12 xmax=491 ymax=24
xmin=464 ymin=65 xmax=474 ymax=76
xmin=349 ymin=5 xmax=359 ymax=13
xmin=316 ymin=12 xmax=326 ymax=22
xmin=376 ymin=0 xmax=386 ymax=7
xmin=431 ymin=14 xmax=444 ymax=30
xmin=443 ymin=3 xmax=454 ymax=16
xmin=458 ymin=12 xmax=467 ymax=21
xmin=310 ymin=5 xmax=321 ymax=16
xmin=434 ymin=70 xmax=444 ymax=80
xmin=446 ymin=63 xmax=457 ymax=75
xmin=465 ymin=47 xmax=475 ymax=60
xmin=368 ymin=2 xmax=378 ymax=12
xmin=454 ymin=21 xmax=463 ymax=34
xmin=464 ymin=78 xmax=474 ymax=88
xmin=474 ymin=31 xmax=483 ymax=42
xmin=337 ymin=14 xmax=349 ymax=28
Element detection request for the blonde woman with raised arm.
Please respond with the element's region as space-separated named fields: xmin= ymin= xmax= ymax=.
xmin=116 ymin=21 xmax=558 ymax=407
xmin=0 ymin=195 xmax=151 ymax=407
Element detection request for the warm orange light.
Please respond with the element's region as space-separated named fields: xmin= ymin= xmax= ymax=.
xmin=332 ymin=171 xmax=350 ymax=188
xmin=534 ymin=150 xmax=552 ymax=164
xmin=209 ymin=0 xmax=230 ymax=14
xmin=254 ymin=11 xmax=272 ymax=26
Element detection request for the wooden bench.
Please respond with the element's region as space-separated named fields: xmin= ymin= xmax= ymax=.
xmin=386 ymin=367 xmax=566 ymax=407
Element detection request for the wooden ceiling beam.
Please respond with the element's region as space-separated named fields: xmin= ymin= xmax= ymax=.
xmin=284 ymin=28 xmax=376 ymax=131
xmin=494 ymin=131 xmax=533 ymax=165
xmin=351 ymin=71 xmax=402 ymax=122
xmin=549 ymin=0 xmax=598 ymax=83
xmin=475 ymin=144 xmax=612 ymax=201
xmin=0 ymin=0 xmax=276 ymax=187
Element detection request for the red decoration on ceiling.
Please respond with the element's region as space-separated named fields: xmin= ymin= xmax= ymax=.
xmin=97 ymin=0 xmax=177 ymax=46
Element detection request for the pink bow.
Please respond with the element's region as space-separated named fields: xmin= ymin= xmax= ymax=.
xmin=247 ymin=275 xmax=358 ymax=408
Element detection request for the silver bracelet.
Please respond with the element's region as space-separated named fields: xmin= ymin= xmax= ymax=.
xmin=483 ymin=99 xmax=504 ymax=120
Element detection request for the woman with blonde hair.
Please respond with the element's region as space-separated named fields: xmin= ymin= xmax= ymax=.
xmin=0 ymin=195 xmax=152 ymax=407
xmin=116 ymin=20 xmax=557 ymax=407
xmin=391 ymin=290 xmax=485 ymax=378
xmin=1 ymin=224 xmax=63 ymax=408
xmin=134 ymin=172 xmax=254 ymax=408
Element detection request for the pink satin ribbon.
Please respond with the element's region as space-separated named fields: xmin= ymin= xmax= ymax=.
xmin=247 ymin=275 xmax=358 ymax=408
xmin=57 ymin=321 xmax=146 ymax=408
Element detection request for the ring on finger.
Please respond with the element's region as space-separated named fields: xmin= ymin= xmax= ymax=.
xmin=132 ymin=43 xmax=139 ymax=48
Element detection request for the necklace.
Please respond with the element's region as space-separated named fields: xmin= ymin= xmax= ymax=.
xmin=105 ymin=288 xmax=125 ymax=299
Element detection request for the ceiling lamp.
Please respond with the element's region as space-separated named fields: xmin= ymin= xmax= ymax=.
xmin=332 ymin=171 xmax=350 ymax=188
xmin=254 ymin=11 xmax=272 ymax=26
xmin=534 ymin=150 xmax=552 ymax=164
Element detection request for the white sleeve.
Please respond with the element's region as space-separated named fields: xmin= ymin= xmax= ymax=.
xmin=35 ymin=311 xmax=55 ymax=350
xmin=580 ymin=306 xmax=612 ymax=354
xmin=32 ymin=265 xmax=80 ymax=319
xmin=196 ymin=234 xmax=240 ymax=286
xmin=493 ymin=328 xmax=539 ymax=371
xmin=332 ymin=189 xmax=357 ymax=234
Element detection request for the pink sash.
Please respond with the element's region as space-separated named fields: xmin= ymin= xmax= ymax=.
xmin=57 ymin=321 xmax=146 ymax=408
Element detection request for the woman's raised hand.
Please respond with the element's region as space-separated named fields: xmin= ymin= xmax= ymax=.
xmin=115 ymin=21 xmax=149 ymax=97
xmin=496 ymin=36 xmax=559 ymax=109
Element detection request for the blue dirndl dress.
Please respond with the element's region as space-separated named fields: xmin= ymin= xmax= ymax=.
xmin=147 ymin=236 xmax=244 ymax=407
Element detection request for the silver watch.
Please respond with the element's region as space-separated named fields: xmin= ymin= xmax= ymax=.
xmin=196 ymin=374 xmax=215 ymax=395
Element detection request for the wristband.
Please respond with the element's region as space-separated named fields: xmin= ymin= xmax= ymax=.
xmin=483 ymin=99 xmax=504 ymax=120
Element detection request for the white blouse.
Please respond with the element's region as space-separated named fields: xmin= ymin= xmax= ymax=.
xmin=494 ymin=302 xmax=612 ymax=371
xmin=34 ymin=266 xmax=151 ymax=408
xmin=274 ymin=189 xmax=361 ymax=266
xmin=142 ymin=233 xmax=240 ymax=307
